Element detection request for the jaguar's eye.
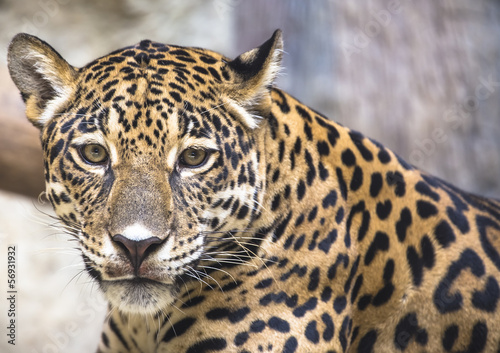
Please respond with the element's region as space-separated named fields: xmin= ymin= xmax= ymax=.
xmin=179 ymin=148 xmax=208 ymax=167
xmin=80 ymin=144 xmax=108 ymax=165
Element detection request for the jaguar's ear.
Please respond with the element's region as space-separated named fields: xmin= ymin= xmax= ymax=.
xmin=7 ymin=33 xmax=77 ymax=129
xmin=224 ymin=29 xmax=283 ymax=129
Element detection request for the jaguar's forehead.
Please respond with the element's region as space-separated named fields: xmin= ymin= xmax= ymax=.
xmin=65 ymin=40 xmax=232 ymax=156
xmin=75 ymin=41 xmax=227 ymax=114
xmin=80 ymin=40 xmax=227 ymax=91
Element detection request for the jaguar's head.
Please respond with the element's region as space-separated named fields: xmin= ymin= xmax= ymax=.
xmin=8 ymin=31 xmax=282 ymax=314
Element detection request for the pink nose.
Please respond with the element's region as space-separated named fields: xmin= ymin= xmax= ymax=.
xmin=112 ymin=234 xmax=162 ymax=272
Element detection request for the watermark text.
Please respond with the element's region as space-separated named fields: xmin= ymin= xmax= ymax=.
xmin=6 ymin=245 xmax=17 ymax=346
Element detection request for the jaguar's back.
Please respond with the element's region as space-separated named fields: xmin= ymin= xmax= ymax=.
xmin=7 ymin=30 xmax=500 ymax=352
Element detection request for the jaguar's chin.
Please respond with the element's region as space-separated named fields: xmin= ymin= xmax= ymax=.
xmin=101 ymin=278 xmax=179 ymax=315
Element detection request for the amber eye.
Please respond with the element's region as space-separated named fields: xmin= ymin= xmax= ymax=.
xmin=180 ymin=148 xmax=208 ymax=167
xmin=80 ymin=144 xmax=108 ymax=165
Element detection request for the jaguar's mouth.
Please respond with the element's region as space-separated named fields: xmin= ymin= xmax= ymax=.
xmin=100 ymin=278 xmax=179 ymax=315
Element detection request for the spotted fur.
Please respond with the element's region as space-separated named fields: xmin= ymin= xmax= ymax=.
xmin=8 ymin=30 xmax=500 ymax=352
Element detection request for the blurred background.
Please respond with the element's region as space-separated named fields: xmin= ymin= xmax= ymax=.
xmin=1 ymin=0 xmax=500 ymax=351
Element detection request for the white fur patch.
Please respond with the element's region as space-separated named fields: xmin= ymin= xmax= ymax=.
xmin=37 ymin=88 xmax=73 ymax=126
xmin=224 ymin=97 xmax=262 ymax=129
xmin=121 ymin=223 xmax=154 ymax=241
xmin=166 ymin=145 xmax=179 ymax=170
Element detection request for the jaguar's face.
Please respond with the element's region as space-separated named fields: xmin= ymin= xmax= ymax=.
xmin=39 ymin=49 xmax=267 ymax=315
xmin=8 ymin=32 xmax=283 ymax=314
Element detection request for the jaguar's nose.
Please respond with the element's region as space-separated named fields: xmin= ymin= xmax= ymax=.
xmin=112 ymin=234 xmax=163 ymax=272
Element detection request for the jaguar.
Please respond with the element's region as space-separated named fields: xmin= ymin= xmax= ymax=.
xmin=7 ymin=30 xmax=500 ymax=352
